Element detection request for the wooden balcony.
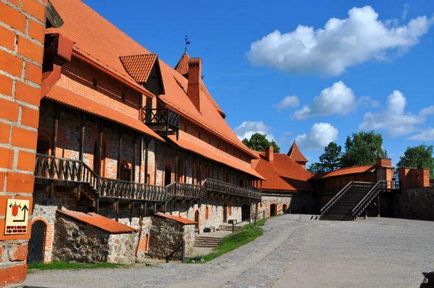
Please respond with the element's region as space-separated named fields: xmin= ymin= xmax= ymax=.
xmin=142 ymin=107 xmax=179 ymax=135
xmin=100 ymin=178 xmax=167 ymax=202
xmin=203 ymin=178 xmax=262 ymax=201
xmin=34 ymin=155 xmax=262 ymax=203
xmin=34 ymin=154 xmax=167 ymax=202
xmin=166 ymin=182 xmax=202 ymax=199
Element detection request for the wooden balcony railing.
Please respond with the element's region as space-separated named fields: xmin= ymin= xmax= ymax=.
xmin=34 ymin=155 xmax=262 ymax=203
xmin=166 ymin=182 xmax=202 ymax=199
xmin=203 ymin=178 xmax=262 ymax=201
xmin=142 ymin=107 xmax=179 ymax=135
xmin=34 ymin=153 xmax=99 ymax=191
xmin=100 ymin=178 xmax=167 ymax=202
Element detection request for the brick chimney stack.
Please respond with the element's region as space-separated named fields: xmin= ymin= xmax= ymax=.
xmin=187 ymin=58 xmax=202 ymax=112
xmin=265 ymin=146 xmax=274 ymax=162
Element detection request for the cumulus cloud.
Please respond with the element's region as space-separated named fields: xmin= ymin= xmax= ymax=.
xmin=360 ymin=90 xmax=434 ymax=136
xmin=293 ymin=81 xmax=356 ymax=119
xmin=295 ymin=122 xmax=338 ymax=150
xmin=409 ymin=128 xmax=434 ymax=141
xmin=274 ymin=95 xmax=300 ymax=110
xmin=248 ymin=6 xmax=432 ymax=76
xmin=234 ymin=121 xmax=274 ymax=141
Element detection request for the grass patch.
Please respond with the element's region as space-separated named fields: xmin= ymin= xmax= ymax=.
xmin=28 ymin=261 xmax=125 ymax=271
xmin=189 ymin=219 xmax=266 ymax=263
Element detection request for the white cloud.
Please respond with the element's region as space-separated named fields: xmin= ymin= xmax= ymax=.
xmin=234 ymin=121 xmax=274 ymax=141
xmin=248 ymin=6 xmax=432 ymax=76
xmin=293 ymin=81 xmax=356 ymax=119
xmin=409 ymin=128 xmax=434 ymax=141
xmin=275 ymin=95 xmax=299 ymax=110
xmin=360 ymin=90 xmax=434 ymax=136
xmin=295 ymin=122 xmax=338 ymax=150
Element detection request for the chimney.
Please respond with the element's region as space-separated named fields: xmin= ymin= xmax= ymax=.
xmin=265 ymin=146 xmax=274 ymax=162
xmin=376 ymin=158 xmax=392 ymax=168
xmin=187 ymin=58 xmax=202 ymax=112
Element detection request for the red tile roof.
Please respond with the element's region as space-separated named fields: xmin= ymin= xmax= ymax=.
xmin=320 ymin=165 xmax=376 ymax=179
xmin=49 ymin=0 xmax=255 ymax=161
xmin=255 ymin=153 xmax=314 ymax=192
xmin=58 ymin=208 xmax=137 ymax=234
xmin=45 ymin=85 xmax=164 ymax=142
xmin=168 ymin=131 xmax=264 ymax=179
xmin=287 ymin=142 xmax=308 ymax=164
xmin=48 ymin=0 xmax=154 ymax=97
xmin=154 ymin=212 xmax=196 ymax=225
xmin=119 ymin=54 xmax=158 ymax=83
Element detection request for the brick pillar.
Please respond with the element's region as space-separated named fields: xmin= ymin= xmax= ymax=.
xmin=0 ymin=0 xmax=47 ymax=286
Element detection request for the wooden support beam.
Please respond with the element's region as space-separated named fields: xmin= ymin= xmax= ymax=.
xmin=144 ymin=137 xmax=150 ymax=184
xmin=51 ymin=104 xmax=60 ymax=156
xmin=79 ymin=114 xmax=86 ymax=162
xmin=132 ymin=136 xmax=137 ymax=182
xmin=138 ymin=137 xmax=143 ymax=183
xmin=117 ymin=129 xmax=122 ymax=179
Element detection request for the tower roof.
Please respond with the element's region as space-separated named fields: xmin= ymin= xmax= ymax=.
xmin=175 ymin=52 xmax=190 ymax=76
xmin=287 ymin=141 xmax=308 ymax=164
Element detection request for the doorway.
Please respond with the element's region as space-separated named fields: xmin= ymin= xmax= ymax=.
xmin=27 ymin=220 xmax=46 ymax=264
xmin=282 ymin=204 xmax=288 ymax=214
xmin=194 ymin=210 xmax=200 ymax=230
xmin=242 ymin=205 xmax=251 ymax=221
xmin=223 ymin=204 xmax=227 ymax=223
xmin=270 ymin=204 xmax=277 ymax=217
xmin=164 ymin=166 xmax=172 ymax=186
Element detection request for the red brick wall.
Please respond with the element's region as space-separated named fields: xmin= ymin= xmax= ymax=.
xmin=0 ymin=0 xmax=46 ymax=286
xmin=399 ymin=168 xmax=430 ymax=189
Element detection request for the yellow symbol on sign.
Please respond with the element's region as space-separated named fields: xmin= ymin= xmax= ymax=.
xmin=5 ymin=199 xmax=30 ymax=235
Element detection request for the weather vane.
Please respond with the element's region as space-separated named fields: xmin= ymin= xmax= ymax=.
xmin=184 ymin=35 xmax=190 ymax=53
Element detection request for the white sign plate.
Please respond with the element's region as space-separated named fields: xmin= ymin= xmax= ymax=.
xmin=5 ymin=199 xmax=30 ymax=235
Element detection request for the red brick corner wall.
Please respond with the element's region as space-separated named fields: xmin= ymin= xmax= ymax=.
xmin=0 ymin=0 xmax=47 ymax=286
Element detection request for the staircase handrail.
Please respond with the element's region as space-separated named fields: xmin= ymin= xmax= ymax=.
xmin=351 ymin=180 xmax=387 ymax=218
xmin=320 ymin=181 xmax=372 ymax=216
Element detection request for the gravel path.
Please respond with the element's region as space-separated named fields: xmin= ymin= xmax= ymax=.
xmin=26 ymin=215 xmax=434 ymax=288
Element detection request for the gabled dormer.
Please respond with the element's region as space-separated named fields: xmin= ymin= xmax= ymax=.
xmin=120 ymin=54 xmax=165 ymax=96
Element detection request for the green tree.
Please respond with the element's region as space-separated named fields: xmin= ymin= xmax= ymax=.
xmin=397 ymin=145 xmax=434 ymax=177
xmin=242 ymin=133 xmax=280 ymax=153
xmin=318 ymin=142 xmax=342 ymax=172
xmin=341 ymin=131 xmax=387 ymax=167
xmin=307 ymin=162 xmax=324 ymax=174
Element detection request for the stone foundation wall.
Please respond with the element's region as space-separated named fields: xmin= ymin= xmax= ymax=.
xmin=148 ymin=216 xmax=185 ymax=259
xmin=107 ymin=233 xmax=137 ymax=265
xmin=53 ymin=213 xmax=110 ymax=263
xmin=259 ymin=192 xmax=317 ymax=218
xmin=259 ymin=195 xmax=292 ymax=218
xmin=183 ymin=224 xmax=195 ymax=258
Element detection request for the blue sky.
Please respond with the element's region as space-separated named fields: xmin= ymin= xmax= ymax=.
xmin=85 ymin=0 xmax=434 ymax=165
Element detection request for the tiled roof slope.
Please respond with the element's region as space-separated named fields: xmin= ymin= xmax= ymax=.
xmin=46 ymin=85 xmax=164 ymax=142
xmin=159 ymin=61 xmax=256 ymax=158
xmin=255 ymin=153 xmax=314 ymax=192
xmin=175 ymin=52 xmax=189 ymax=76
xmin=154 ymin=212 xmax=196 ymax=225
xmin=48 ymin=0 xmax=153 ymax=96
xmin=58 ymin=208 xmax=137 ymax=234
xmin=168 ymin=131 xmax=264 ymax=179
xmin=320 ymin=165 xmax=376 ymax=179
xmin=49 ymin=0 xmax=255 ymax=160
xmin=119 ymin=54 xmax=158 ymax=83
xmin=287 ymin=142 xmax=308 ymax=163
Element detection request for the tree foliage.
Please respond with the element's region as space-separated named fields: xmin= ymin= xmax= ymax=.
xmin=308 ymin=142 xmax=342 ymax=173
xmin=397 ymin=145 xmax=434 ymax=177
xmin=340 ymin=131 xmax=387 ymax=167
xmin=242 ymin=133 xmax=280 ymax=153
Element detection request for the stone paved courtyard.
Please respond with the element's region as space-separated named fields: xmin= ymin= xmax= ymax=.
xmin=26 ymin=214 xmax=434 ymax=288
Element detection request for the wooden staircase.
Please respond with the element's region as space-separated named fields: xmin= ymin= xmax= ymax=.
xmin=320 ymin=181 xmax=389 ymax=221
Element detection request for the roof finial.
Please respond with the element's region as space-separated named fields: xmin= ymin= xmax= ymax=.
xmin=184 ymin=35 xmax=190 ymax=53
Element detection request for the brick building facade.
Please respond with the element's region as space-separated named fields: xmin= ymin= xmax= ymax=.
xmin=25 ymin=0 xmax=263 ymax=268
xmin=0 ymin=0 xmax=53 ymax=286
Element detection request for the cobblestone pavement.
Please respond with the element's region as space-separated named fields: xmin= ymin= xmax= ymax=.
xmin=26 ymin=215 xmax=434 ymax=288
